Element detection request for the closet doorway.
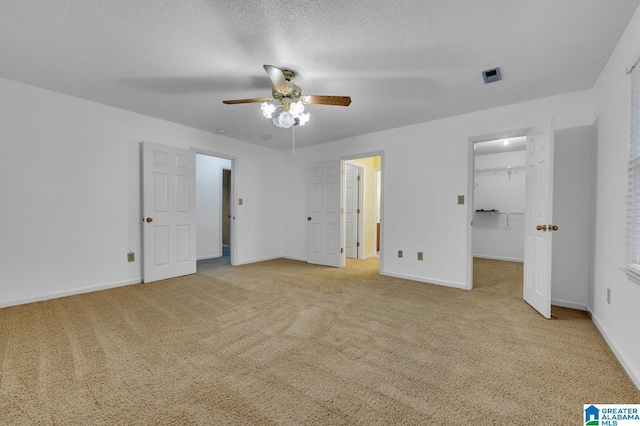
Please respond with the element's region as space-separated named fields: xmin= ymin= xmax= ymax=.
xmin=472 ymin=137 xmax=527 ymax=263
xmin=469 ymin=136 xmax=527 ymax=294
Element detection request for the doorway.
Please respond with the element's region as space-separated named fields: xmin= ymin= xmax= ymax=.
xmin=468 ymin=133 xmax=528 ymax=290
xmin=195 ymin=152 xmax=234 ymax=267
xmin=468 ymin=119 xmax=557 ymax=319
xmin=341 ymin=154 xmax=383 ymax=267
xmin=472 ymin=137 xmax=527 ymax=262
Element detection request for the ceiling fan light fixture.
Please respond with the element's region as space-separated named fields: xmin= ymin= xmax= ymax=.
xmin=266 ymin=101 xmax=310 ymax=128
xmin=290 ymin=100 xmax=305 ymax=118
xmin=278 ymin=111 xmax=295 ymax=128
xmin=261 ymin=102 xmax=276 ymax=118
xmin=297 ymin=112 xmax=310 ymax=126
xmin=225 ymin=65 xmax=349 ymax=130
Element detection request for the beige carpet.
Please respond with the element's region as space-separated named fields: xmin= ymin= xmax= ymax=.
xmin=0 ymin=258 xmax=638 ymax=425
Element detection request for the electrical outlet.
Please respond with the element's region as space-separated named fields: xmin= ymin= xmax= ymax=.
xmin=398 ymin=250 xmax=403 ymax=258
xmin=458 ymin=195 xmax=464 ymax=205
xmin=417 ymin=252 xmax=423 ymax=261
xmin=127 ymin=252 xmax=135 ymax=262
xmin=607 ymin=288 xmax=611 ymax=304
xmin=238 ymin=198 xmax=243 ymax=206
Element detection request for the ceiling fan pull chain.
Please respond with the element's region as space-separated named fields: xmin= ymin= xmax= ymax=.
xmin=292 ymin=124 xmax=295 ymax=155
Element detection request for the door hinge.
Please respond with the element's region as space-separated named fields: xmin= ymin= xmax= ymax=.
xmin=357 ymin=175 xmax=361 ymax=181
xmin=340 ymin=248 xmax=344 ymax=253
xmin=340 ymin=208 xmax=344 ymax=214
xmin=356 ymin=242 xmax=360 ymax=247
xmin=356 ymin=208 xmax=360 ymax=214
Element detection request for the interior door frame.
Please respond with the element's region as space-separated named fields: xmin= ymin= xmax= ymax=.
xmin=466 ymin=129 xmax=531 ymax=290
xmin=192 ymin=148 xmax=238 ymax=266
xmin=341 ymin=151 xmax=385 ymax=274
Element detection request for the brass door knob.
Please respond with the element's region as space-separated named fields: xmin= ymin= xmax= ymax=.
xmin=146 ymin=217 xmax=153 ymax=223
xmin=551 ymin=225 xmax=559 ymax=231
xmin=536 ymin=225 xmax=547 ymax=231
xmin=307 ymin=217 xmax=312 ymax=221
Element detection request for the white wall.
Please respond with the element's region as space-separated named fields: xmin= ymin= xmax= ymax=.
xmin=196 ymin=154 xmax=231 ymax=260
xmin=282 ymin=89 xmax=594 ymax=289
xmin=551 ymin=126 xmax=595 ymax=310
xmin=591 ymin=5 xmax=640 ymax=388
xmin=473 ymin=150 xmax=526 ymax=261
xmin=0 ymin=77 xmax=284 ymax=308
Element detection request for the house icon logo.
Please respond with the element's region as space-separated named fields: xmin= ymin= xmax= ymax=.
xmin=585 ymin=405 xmax=600 ymax=425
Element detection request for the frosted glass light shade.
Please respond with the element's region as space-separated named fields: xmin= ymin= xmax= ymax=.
xmin=261 ymin=102 xmax=276 ymax=118
xmin=298 ymin=112 xmax=310 ymax=126
xmin=278 ymin=111 xmax=295 ymax=128
xmin=290 ymin=101 xmax=305 ymax=118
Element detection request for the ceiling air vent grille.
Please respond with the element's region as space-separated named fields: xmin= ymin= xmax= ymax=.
xmin=482 ymin=67 xmax=502 ymax=84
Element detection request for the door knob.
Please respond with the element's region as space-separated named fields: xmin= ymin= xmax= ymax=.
xmin=551 ymin=225 xmax=559 ymax=231
xmin=536 ymin=225 xmax=547 ymax=231
xmin=307 ymin=217 xmax=312 ymax=221
xmin=146 ymin=217 xmax=153 ymax=223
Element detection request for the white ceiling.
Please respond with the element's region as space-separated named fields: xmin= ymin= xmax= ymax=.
xmin=1 ymin=1 xmax=638 ymax=151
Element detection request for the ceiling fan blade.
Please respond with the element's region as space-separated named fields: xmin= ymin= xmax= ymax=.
xmin=222 ymin=97 xmax=272 ymax=105
xmin=303 ymin=95 xmax=352 ymax=107
xmin=263 ymin=65 xmax=289 ymax=93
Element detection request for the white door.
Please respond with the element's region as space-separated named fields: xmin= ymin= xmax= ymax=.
xmin=307 ymin=161 xmax=343 ymax=267
xmin=142 ymin=142 xmax=197 ymax=282
xmin=345 ymin=164 xmax=360 ymax=259
xmin=523 ymin=118 xmax=555 ymax=318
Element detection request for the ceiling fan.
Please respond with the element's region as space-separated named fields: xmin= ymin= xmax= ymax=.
xmin=223 ymin=65 xmax=351 ymax=129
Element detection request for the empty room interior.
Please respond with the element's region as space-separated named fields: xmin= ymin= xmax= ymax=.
xmin=1 ymin=1 xmax=640 ymax=424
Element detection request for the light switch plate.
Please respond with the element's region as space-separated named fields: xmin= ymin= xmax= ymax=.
xmin=458 ymin=195 xmax=464 ymax=205
xmin=238 ymin=198 xmax=243 ymax=205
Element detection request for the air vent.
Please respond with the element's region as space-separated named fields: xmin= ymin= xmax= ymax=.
xmin=482 ymin=67 xmax=502 ymax=84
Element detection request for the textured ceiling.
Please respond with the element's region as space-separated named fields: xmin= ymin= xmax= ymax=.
xmin=0 ymin=1 xmax=638 ymax=150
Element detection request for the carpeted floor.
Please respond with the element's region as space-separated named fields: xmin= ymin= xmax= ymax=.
xmin=0 ymin=258 xmax=638 ymax=424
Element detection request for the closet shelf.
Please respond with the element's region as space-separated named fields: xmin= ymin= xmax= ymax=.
xmin=474 ymin=211 xmax=524 ymax=215
xmin=475 ymin=165 xmax=526 ymax=177
xmin=474 ymin=211 xmax=524 ymax=227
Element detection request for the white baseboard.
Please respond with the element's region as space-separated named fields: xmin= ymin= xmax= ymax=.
xmin=382 ymin=270 xmax=469 ymax=290
xmin=473 ymin=254 xmax=524 ymax=262
xmin=551 ymin=298 xmax=587 ymax=311
xmin=0 ymin=278 xmax=142 ymax=309
xmin=588 ymin=307 xmax=640 ymax=390
xmin=281 ymin=255 xmax=307 ymax=262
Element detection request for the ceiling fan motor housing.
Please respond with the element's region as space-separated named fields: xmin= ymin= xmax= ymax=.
xmin=272 ymin=81 xmax=302 ymax=111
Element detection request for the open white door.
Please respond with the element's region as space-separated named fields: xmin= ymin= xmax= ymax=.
xmin=523 ymin=118 xmax=555 ymax=318
xmin=345 ymin=163 xmax=361 ymax=259
xmin=142 ymin=142 xmax=196 ymax=283
xmin=307 ymin=161 xmax=343 ymax=267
